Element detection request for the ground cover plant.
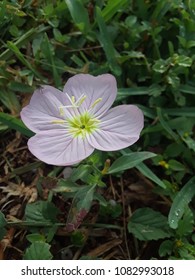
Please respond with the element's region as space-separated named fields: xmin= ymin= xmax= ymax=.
xmin=0 ymin=0 xmax=195 ymax=260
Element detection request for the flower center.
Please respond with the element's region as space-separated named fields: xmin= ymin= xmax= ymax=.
xmin=67 ymin=112 xmax=99 ymax=138
xmin=51 ymin=94 xmax=102 ymax=138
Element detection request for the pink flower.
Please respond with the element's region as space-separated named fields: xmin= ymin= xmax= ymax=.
xmin=21 ymin=74 xmax=144 ymax=166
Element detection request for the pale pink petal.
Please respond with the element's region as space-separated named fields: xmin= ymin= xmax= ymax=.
xmin=28 ymin=130 xmax=94 ymax=166
xmin=63 ymin=74 xmax=117 ymax=117
xmin=87 ymin=105 xmax=144 ymax=151
xmin=20 ymin=86 xmax=69 ymax=133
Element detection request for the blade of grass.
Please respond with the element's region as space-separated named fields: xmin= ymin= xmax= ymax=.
xmin=136 ymin=162 xmax=167 ymax=189
xmin=0 ymin=25 xmax=50 ymax=61
xmin=7 ymin=41 xmax=45 ymax=81
xmin=101 ymin=0 xmax=129 ymax=23
xmin=42 ymin=34 xmax=61 ymax=87
xmin=65 ymin=0 xmax=90 ymax=33
xmin=0 ymin=112 xmax=34 ymax=137
xmin=157 ymin=107 xmax=178 ymax=141
xmin=96 ymin=7 xmax=121 ymax=76
xmin=0 ymin=90 xmax=21 ymax=114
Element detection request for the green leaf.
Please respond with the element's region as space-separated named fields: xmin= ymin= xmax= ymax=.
xmin=128 ymin=208 xmax=172 ymax=241
xmin=176 ymin=55 xmax=192 ymax=67
xmin=159 ymin=240 xmax=174 ymax=257
xmin=108 ymin=152 xmax=156 ymax=174
xmin=65 ymin=0 xmax=90 ymax=33
xmin=168 ymin=176 xmax=195 ymax=229
xmin=101 ymin=0 xmax=129 ymax=23
xmin=23 ymin=241 xmax=52 ymax=260
xmin=0 ymin=90 xmax=21 ymax=114
xmin=26 ymin=233 xmax=46 ymax=243
xmin=96 ymin=7 xmax=121 ymax=76
xmin=168 ymin=159 xmax=186 ymax=171
xmin=41 ymin=34 xmax=61 ymax=87
xmin=136 ymin=162 xmax=167 ymax=189
xmin=75 ymin=185 xmax=96 ymax=211
xmin=0 ymin=211 xmax=7 ymax=228
xmin=153 ymin=59 xmax=169 ymax=73
xmin=164 ymin=107 xmax=195 ymax=117
xmin=53 ymin=179 xmax=80 ymax=193
xmin=157 ymin=107 xmax=178 ymax=141
xmin=0 ymin=112 xmax=34 ymax=137
xmin=0 ymin=212 xmax=7 ymax=240
xmin=25 ymin=201 xmax=59 ymax=224
xmin=71 ymin=230 xmax=86 ymax=247
xmin=180 ymin=84 xmax=195 ymax=95
xmin=7 ymin=41 xmax=45 ymax=81
xmin=8 ymin=81 xmax=33 ymax=93
xmin=177 ymin=207 xmax=194 ymax=237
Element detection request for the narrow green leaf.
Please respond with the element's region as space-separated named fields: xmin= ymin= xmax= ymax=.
xmin=180 ymin=84 xmax=195 ymax=95
xmin=0 ymin=112 xmax=34 ymax=137
xmin=23 ymin=241 xmax=52 ymax=260
xmin=65 ymin=0 xmax=90 ymax=33
xmin=0 ymin=90 xmax=21 ymax=114
xmin=101 ymin=0 xmax=129 ymax=22
xmin=0 ymin=212 xmax=7 ymax=240
xmin=164 ymin=107 xmax=195 ymax=117
xmin=42 ymin=34 xmax=61 ymax=87
xmin=96 ymin=7 xmax=121 ymax=75
xmin=108 ymin=152 xmax=156 ymax=174
xmin=157 ymin=107 xmax=178 ymax=141
xmin=128 ymin=208 xmax=172 ymax=241
xmin=0 ymin=211 xmax=7 ymax=228
xmin=8 ymin=81 xmax=33 ymax=93
xmin=136 ymin=162 xmax=167 ymax=189
xmin=7 ymin=41 xmax=45 ymax=80
xmin=168 ymin=176 xmax=195 ymax=229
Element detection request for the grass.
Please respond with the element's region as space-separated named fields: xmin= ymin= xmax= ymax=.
xmin=0 ymin=0 xmax=195 ymax=260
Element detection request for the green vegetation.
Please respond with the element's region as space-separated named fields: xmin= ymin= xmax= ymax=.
xmin=0 ymin=0 xmax=195 ymax=260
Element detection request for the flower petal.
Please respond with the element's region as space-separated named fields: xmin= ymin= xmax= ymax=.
xmin=20 ymin=86 xmax=68 ymax=133
xmin=63 ymin=74 xmax=117 ymax=117
xmin=87 ymin=105 xmax=144 ymax=151
xmin=28 ymin=130 xmax=94 ymax=166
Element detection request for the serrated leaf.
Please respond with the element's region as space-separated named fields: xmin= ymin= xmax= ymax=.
xmin=25 ymin=201 xmax=59 ymax=224
xmin=159 ymin=240 xmax=174 ymax=257
xmin=168 ymin=176 xmax=195 ymax=229
xmin=128 ymin=208 xmax=172 ymax=241
xmin=177 ymin=207 xmax=194 ymax=237
xmin=23 ymin=241 xmax=52 ymax=260
xmin=108 ymin=152 xmax=156 ymax=174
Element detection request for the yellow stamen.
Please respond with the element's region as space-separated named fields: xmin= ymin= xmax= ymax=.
xmin=51 ymin=120 xmax=65 ymax=124
xmin=71 ymin=96 xmax=75 ymax=103
xmin=59 ymin=107 xmax=64 ymax=116
xmin=77 ymin=95 xmax=87 ymax=106
xmin=90 ymin=98 xmax=102 ymax=109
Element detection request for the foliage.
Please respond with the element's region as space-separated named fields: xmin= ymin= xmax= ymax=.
xmin=0 ymin=0 xmax=195 ymax=260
